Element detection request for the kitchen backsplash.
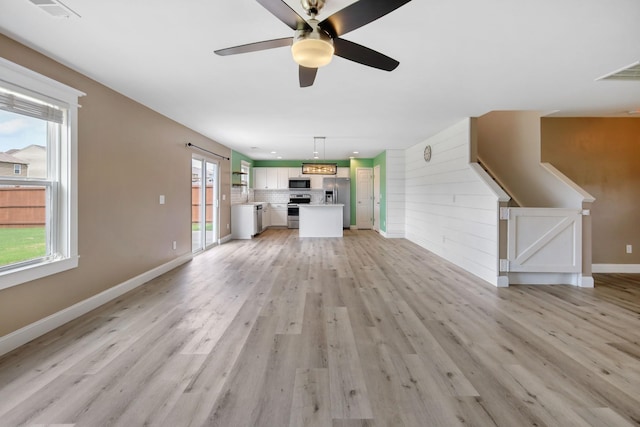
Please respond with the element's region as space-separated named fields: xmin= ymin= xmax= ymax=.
xmin=231 ymin=187 xmax=250 ymax=205
xmin=232 ymin=188 xmax=328 ymax=205
xmin=254 ymin=189 xmax=326 ymax=204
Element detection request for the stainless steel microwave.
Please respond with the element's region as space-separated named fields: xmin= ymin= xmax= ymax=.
xmin=288 ymin=178 xmax=311 ymax=189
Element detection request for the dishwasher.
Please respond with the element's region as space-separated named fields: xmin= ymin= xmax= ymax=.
xmin=255 ymin=204 xmax=263 ymax=234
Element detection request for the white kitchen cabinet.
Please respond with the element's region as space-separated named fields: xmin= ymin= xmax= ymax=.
xmin=337 ymin=167 xmax=350 ymax=178
xmin=271 ymin=203 xmax=288 ymax=226
xmin=310 ymin=175 xmax=323 ymax=189
xmin=253 ymin=167 xmax=267 ymax=189
xmin=231 ymin=204 xmax=256 ymax=239
xmin=288 ymin=167 xmax=302 ymax=178
xmin=277 ymin=168 xmax=289 ymax=189
xmin=256 ymin=167 xmax=289 ymax=189
xmin=266 ymin=168 xmax=279 ymax=189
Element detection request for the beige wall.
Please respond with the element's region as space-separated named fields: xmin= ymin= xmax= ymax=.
xmin=0 ymin=34 xmax=231 ymax=336
xmin=476 ymin=111 xmax=585 ymax=209
xmin=541 ymin=118 xmax=640 ymax=264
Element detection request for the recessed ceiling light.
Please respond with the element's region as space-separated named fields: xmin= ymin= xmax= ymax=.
xmin=270 ymin=151 xmax=276 ymax=154
xmin=628 ymin=109 xmax=640 ymax=115
xmin=277 ymin=156 xmax=282 ymax=159
xmin=353 ymin=151 xmax=359 ymax=154
xmin=349 ymin=156 xmax=355 ymax=159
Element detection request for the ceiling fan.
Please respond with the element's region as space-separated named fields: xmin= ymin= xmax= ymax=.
xmin=214 ymin=0 xmax=413 ymax=87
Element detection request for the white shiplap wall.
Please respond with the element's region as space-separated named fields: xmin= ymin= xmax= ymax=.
xmin=404 ymin=119 xmax=502 ymax=286
xmin=385 ymin=149 xmax=405 ymax=238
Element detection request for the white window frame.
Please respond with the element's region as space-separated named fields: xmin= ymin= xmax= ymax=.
xmin=13 ymin=164 xmax=21 ymax=175
xmin=0 ymin=58 xmax=85 ymax=290
xmin=240 ymin=160 xmax=250 ymax=193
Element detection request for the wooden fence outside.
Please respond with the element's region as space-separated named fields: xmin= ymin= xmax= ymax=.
xmin=191 ymin=185 xmax=214 ymax=224
xmin=1 ymin=185 xmax=214 ymax=228
xmin=0 ymin=187 xmax=46 ymax=228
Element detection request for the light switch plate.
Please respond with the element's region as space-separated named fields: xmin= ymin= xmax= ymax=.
xmin=159 ymin=195 xmax=165 ymax=205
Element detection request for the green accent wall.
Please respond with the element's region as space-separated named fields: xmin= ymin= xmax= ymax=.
xmin=373 ymin=151 xmax=387 ymax=233
xmin=231 ymin=150 xmax=254 ymax=172
xmin=253 ymin=160 xmax=350 ymax=167
xmin=231 ymin=154 xmax=386 ymax=230
xmin=231 ymin=150 xmax=254 ymax=188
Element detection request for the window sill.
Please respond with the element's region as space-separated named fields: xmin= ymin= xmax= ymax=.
xmin=0 ymin=256 xmax=79 ymax=291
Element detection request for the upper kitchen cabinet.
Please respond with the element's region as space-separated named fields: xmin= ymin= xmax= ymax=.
xmin=253 ymin=167 xmax=267 ymax=189
xmin=310 ymin=175 xmax=323 ymax=189
xmin=254 ymin=167 xmax=289 ymax=189
xmin=288 ymin=167 xmax=303 ymax=178
xmin=254 ymin=166 xmax=350 ymax=190
xmin=277 ymin=168 xmax=289 ymax=189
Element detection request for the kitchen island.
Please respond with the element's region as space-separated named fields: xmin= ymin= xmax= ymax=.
xmin=299 ymin=204 xmax=344 ymax=238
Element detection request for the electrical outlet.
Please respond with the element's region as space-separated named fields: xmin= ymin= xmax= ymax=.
xmin=227 ymin=223 xmax=230 ymax=229
xmin=626 ymin=244 xmax=633 ymax=254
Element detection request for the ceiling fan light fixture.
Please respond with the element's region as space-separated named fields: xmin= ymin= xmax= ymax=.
xmin=292 ymin=21 xmax=334 ymax=68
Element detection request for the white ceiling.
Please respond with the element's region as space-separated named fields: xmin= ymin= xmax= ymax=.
xmin=1 ymin=0 xmax=639 ymax=160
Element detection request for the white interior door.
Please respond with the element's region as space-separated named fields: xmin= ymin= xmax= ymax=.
xmin=356 ymin=167 xmax=373 ymax=229
xmin=373 ymin=165 xmax=380 ymax=232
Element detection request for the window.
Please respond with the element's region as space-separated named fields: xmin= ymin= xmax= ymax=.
xmin=0 ymin=58 xmax=84 ymax=290
xmin=241 ymin=160 xmax=250 ymax=193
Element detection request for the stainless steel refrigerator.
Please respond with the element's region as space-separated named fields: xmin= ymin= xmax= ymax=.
xmin=323 ymin=177 xmax=350 ymax=229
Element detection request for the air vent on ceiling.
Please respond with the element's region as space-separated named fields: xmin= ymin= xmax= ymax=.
xmin=597 ymin=61 xmax=640 ymax=81
xmin=28 ymin=0 xmax=80 ymax=18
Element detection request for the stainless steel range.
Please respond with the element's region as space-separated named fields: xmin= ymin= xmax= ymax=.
xmin=287 ymin=194 xmax=311 ymax=229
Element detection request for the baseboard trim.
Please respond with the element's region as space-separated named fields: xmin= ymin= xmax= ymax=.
xmin=592 ymin=264 xmax=640 ymax=273
xmin=580 ymin=275 xmax=595 ymax=288
xmin=384 ymin=232 xmax=405 ymax=239
xmin=508 ymin=272 xmax=582 ymax=286
xmin=219 ymin=234 xmax=233 ymax=244
xmin=496 ymin=276 xmax=509 ymax=288
xmin=0 ymin=253 xmax=193 ymax=357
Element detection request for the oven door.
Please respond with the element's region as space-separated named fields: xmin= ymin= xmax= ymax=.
xmin=287 ymin=205 xmax=299 ymax=229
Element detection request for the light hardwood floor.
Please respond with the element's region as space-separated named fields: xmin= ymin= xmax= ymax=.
xmin=1 ymin=229 xmax=639 ymax=426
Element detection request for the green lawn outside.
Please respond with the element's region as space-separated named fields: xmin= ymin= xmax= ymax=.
xmin=0 ymin=227 xmax=46 ymax=267
xmin=192 ymin=223 xmax=214 ymax=232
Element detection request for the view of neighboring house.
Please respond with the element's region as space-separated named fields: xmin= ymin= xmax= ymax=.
xmin=4 ymin=145 xmax=46 ymax=178
xmin=0 ymin=151 xmax=28 ymax=177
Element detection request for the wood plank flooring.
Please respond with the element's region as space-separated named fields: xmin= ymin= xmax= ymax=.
xmin=1 ymin=229 xmax=639 ymax=426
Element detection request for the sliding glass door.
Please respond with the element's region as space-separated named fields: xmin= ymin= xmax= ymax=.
xmin=192 ymin=156 xmax=218 ymax=253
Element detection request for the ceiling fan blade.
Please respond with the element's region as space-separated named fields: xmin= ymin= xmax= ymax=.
xmin=333 ymin=38 xmax=399 ymax=71
xmin=299 ymin=66 xmax=318 ymax=87
xmin=256 ymin=0 xmax=311 ymax=31
xmin=215 ymin=37 xmax=293 ymax=56
xmin=319 ymin=0 xmax=412 ymax=37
